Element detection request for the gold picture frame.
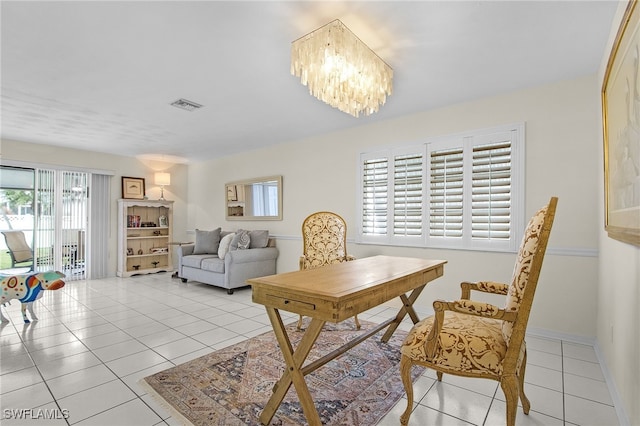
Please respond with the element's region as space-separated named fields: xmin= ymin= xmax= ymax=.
xmin=122 ymin=176 xmax=146 ymax=200
xmin=602 ymin=0 xmax=640 ymax=246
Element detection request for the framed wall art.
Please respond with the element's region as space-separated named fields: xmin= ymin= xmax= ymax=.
xmin=122 ymin=177 xmax=146 ymax=200
xmin=602 ymin=0 xmax=640 ymax=246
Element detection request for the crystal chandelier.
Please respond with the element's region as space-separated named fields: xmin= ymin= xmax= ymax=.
xmin=291 ymin=19 xmax=393 ymax=118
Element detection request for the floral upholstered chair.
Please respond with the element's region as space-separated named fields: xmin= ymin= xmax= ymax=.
xmin=297 ymin=211 xmax=360 ymax=330
xmin=399 ymin=197 xmax=558 ymax=426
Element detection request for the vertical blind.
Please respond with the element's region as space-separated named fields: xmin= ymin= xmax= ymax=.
xmin=61 ymin=171 xmax=88 ymax=280
xmin=89 ymin=173 xmax=111 ymax=279
xmin=35 ymin=170 xmax=55 ymax=270
xmin=34 ymin=170 xmax=88 ymax=280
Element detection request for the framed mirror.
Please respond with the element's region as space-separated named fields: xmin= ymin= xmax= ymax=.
xmin=225 ymin=175 xmax=282 ymax=221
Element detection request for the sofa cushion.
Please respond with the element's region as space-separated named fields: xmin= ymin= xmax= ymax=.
xmin=230 ymin=229 xmax=251 ymax=250
xmin=218 ymin=232 xmax=235 ymax=259
xmin=201 ymin=257 xmax=225 ymax=273
xmin=193 ymin=228 xmax=221 ymax=254
xmin=182 ymin=254 xmax=218 ymax=269
xmin=249 ymin=230 xmax=269 ymax=248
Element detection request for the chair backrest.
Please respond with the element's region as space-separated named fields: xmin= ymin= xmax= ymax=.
xmin=501 ymin=197 xmax=558 ymax=348
xmin=301 ymin=211 xmax=350 ymax=270
xmin=1 ymin=230 xmax=34 ymax=264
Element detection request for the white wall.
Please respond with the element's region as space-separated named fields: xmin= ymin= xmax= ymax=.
xmin=0 ymin=140 xmax=189 ymax=275
xmin=187 ymin=74 xmax=600 ymax=338
xmin=597 ymin=3 xmax=640 ymax=424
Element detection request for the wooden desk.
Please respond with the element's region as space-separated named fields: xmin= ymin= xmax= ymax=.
xmin=248 ymin=255 xmax=447 ymax=425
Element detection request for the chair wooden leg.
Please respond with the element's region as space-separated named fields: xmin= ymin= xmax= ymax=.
xmin=436 ymin=371 xmax=443 ymax=381
xmin=399 ymin=355 xmax=414 ymax=425
xmin=296 ymin=314 xmax=303 ymax=331
xmin=353 ymin=314 xmax=361 ymax=330
xmin=500 ymin=374 xmax=519 ymax=426
xmin=518 ymin=350 xmax=531 ymax=414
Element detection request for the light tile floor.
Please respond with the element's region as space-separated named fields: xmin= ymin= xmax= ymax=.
xmin=0 ymin=274 xmax=620 ymax=425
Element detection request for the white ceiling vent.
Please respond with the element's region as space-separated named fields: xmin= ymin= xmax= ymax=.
xmin=170 ymin=98 xmax=203 ymax=111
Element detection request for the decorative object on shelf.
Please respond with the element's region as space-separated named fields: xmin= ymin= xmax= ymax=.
xmin=127 ymin=215 xmax=141 ymax=227
xmin=132 ymin=265 xmax=140 ymax=270
xmin=154 ymin=172 xmax=171 ymax=201
xmin=151 ymin=261 xmax=160 ymax=268
xmin=602 ymin=0 xmax=640 ymax=246
xmin=291 ymin=19 xmax=393 ymax=118
xmin=158 ymin=215 xmax=168 ymax=227
xmin=127 ymin=248 xmax=134 ymax=255
xmin=137 ymin=248 xmax=143 ymax=255
xmin=151 ymin=247 xmax=168 ymax=254
xmin=122 ymin=177 xmax=145 ymax=200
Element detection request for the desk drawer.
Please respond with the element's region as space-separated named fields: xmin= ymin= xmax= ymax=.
xmin=252 ymin=287 xmax=341 ymax=321
xmin=267 ymin=294 xmax=316 ymax=312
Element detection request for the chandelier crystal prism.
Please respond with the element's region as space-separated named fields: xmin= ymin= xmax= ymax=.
xmin=291 ymin=19 xmax=393 ymax=118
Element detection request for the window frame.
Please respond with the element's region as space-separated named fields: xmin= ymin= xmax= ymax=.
xmin=357 ymin=123 xmax=525 ymax=253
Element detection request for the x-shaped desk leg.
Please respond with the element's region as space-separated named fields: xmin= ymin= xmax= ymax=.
xmin=381 ymin=284 xmax=426 ymax=342
xmin=259 ymin=307 xmax=325 ymax=426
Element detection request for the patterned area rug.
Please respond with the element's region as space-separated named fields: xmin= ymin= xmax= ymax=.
xmin=141 ymin=319 xmax=423 ymax=425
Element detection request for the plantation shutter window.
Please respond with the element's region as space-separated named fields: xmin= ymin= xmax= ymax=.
xmin=471 ymin=140 xmax=512 ymax=240
xmin=429 ymin=147 xmax=464 ymax=239
xmin=357 ymin=123 xmax=524 ymax=252
xmin=393 ymin=153 xmax=423 ymax=237
xmin=362 ymin=157 xmax=388 ymax=236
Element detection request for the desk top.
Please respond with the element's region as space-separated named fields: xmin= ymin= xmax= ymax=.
xmin=249 ymin=255 xmax=447 ymax=322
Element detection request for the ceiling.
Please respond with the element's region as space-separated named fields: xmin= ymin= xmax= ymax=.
xmin=1 ymin=1 xmax=619 ymax=164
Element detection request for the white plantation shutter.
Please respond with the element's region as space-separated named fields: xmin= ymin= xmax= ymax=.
xmin=471 ymin=140 xmax=512 ymax=240
xmin=361 ymin=156 xmax=388 ymax=236
xmin=393 ymin=153 xmax=423 ymax=237
xmin=358 ymin=123 xmax=524 ymax=252
xmin=429 ymin=147 xmax=463 ymax=238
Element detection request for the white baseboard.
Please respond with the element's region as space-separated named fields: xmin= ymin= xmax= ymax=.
xmin=526 ymin=327 xmax=596 ymax=345
xmin=593 ymin=341 xmax=631 ymax=426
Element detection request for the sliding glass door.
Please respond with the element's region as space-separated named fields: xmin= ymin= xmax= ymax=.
xmin=36 ymin=170 xmax=88 ymax=279
xmin=1 ymin=166 xmax=89 ymax=280
xmin=0 ymin=167 xmax=37 ymax=270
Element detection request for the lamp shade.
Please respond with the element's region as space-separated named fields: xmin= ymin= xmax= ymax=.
xmin=154 ymin=172 xmax=171 ymax=186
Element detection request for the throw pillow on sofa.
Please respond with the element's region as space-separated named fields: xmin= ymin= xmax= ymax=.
xmin=230 ymin=229 xmax=251 ymax=250
xmin=249 ymin=230 xmax=269 ymax=248
xmin=218 ymin=232 xmax=235 ymax=259
xmin=194 ymin=228 xmax=222 ymax=254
